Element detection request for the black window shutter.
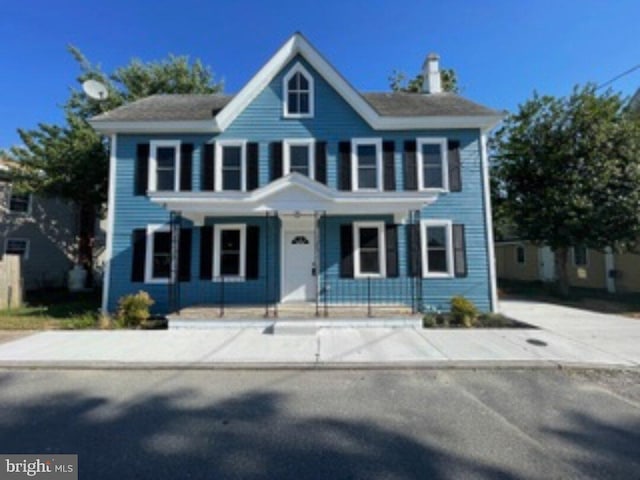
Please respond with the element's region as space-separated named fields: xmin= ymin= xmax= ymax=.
xmin=315 ymin=141 xmax=327 ymax=184
xmin=340 ymin=224 xmax=354 ymax=278
xmin=178 ymin=228 xmax=192 ymax=282
xmin=406 ymin=224 xmax=422 ymax=277
xmin=180 ymin=143 xmax=194 ymax=191
xmin=453 ymin=224 xmax=467 ymax=277
xmin=448 ymin=140 xmax=462 ymax=192
xmin=270 ymin=142 xmax=283 ymax=181
xmin=201 ymin=143 xmax=215 ymax=191
xmin=247 ymin=142 xmax=259 ymax=191
xmin=383 ymin=140 xmax=396 ymax=191
xmin=135 ymin=144 xmax=149 ymax=196
xmin=404 ymin=140 xmax=417 ymax=191
xmin=246 ymin=225 xmax=260 ymax=279
xmin=385 ymin=224 xmax=399 ymax=277
xmin=131 ymin=229 xmax=146 ymax=282
xmin=199 ymin=226 xmax=213 ymax=280
xmin=338 ymin=141 xmax=352 ymax=191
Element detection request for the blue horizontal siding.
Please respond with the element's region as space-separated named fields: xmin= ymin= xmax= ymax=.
xmin=107 ymin=54 xmax=491 ymax=312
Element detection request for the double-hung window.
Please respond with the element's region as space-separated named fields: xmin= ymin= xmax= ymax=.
xmin=283 ymin=63 xmax=314 ymax=118
xmin=283 ymin=139 xmax=315 ymax=178
xmin=573 ymin=245 xmax=588 ymax=267
xmin=353 ymin=221 xmax=386 ymax=278
xmin=8 ymin=192 xmax=31 ymax=214
xmin=216 ymin=141 xmax=246 ymax=192
xmin=516 ymin=245 xmax=526 ymax=265
xmin=213 ymin=224 xmax=246 ymax=280
xmin=144 ymin=225 xmax=173 ymax=283
xmin=351 ymin=138 xmax=383 ymax=191
xmin=149 ymin=140 xmax=181 ymax=192
xmin=421 ymin=220 xmax=454 ymax=277
xmin=4 ymin=238 xmax=29 ymax=259
xmin=417 ymin=138 xmax=448 ymax=191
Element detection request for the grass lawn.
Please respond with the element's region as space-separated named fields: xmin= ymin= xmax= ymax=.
xmin=499 ymin=280 xmax=640 ymax=319
xmin=0 ymin=289 xmax=102 ymax=330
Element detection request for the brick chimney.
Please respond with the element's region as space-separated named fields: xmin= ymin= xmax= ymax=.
xmin=422 ymin=53 xmax=442 ymax=94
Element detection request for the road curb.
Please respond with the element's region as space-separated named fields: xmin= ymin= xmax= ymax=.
xmin=0 ymin=360 xmax=636 ymax=371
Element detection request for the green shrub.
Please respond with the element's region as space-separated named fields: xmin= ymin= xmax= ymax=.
xmin=423 ymin=314 xmax=437 ymax=328
xmin=116 ymin=291 xmax=154 ymax=328
xmin=450 ymin=296 xmax=479 ymax=328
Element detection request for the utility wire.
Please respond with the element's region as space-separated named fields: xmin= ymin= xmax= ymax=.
xmin=597 ymin=63 xmax=640 ymax=90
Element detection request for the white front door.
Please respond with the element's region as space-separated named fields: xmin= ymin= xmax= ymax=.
xmin=282 ymin=231 xmax=315 ymax=302
xmin=539 ymin=246 xmax=555 ymax=282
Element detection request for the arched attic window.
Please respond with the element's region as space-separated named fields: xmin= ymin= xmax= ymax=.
xmin=283 ymin=63 xmax=314 ymax=118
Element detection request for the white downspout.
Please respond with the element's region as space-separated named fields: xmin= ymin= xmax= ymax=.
xmin=480 ymin=132 xmax=499 ymax=312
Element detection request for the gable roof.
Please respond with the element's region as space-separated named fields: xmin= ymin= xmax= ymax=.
xmin=90 ymin=33 xmax=503 ymax=133
xmin=92 ymin=94 xmax=232 ymax=122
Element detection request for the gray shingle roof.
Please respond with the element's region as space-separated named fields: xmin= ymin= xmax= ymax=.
xmin=91 ymin=91 xmax=501 ymax=123
xmin=362 ymin=92 xmax=502 ymax=117
xmin=91 ymin=94 xmax=233 ymax=122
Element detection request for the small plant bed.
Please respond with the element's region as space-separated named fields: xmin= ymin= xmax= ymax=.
xmin=116 ymin=291 xmax=167 ymax=330
xmin=422 ymin=312 xmax=534 ymax=329
xmin=422 ymin=295 xmax=535 ymax=329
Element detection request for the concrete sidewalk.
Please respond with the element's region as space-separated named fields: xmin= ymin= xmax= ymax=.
xmin=0 ymin=300 xmax=637 ymax=369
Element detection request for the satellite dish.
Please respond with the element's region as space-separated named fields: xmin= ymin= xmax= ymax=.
xmin=82 ymin=79 xmax=109 ymax=100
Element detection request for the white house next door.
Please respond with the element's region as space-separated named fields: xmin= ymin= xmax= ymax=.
xmin=282 ymin=231 xmax=316 ymax=302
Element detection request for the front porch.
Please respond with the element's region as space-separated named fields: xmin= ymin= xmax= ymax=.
xmin=143 ymin=173 xmax=434 ymax=315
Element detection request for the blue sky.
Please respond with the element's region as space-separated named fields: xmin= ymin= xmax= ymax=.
xmin=1 ymin=0 xmax=639 ymax=148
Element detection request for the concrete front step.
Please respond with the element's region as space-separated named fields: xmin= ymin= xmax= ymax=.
xmin=169 ymin=317 xmax=422 ymax=331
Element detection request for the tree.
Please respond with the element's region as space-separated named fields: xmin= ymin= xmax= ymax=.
xmin=389 ymin=68 xmax=459 ymax=93
xmin=10 ymin=47 xmax=223 ymax=282
xmin=492 ymin=84 xmax=640 ymax=295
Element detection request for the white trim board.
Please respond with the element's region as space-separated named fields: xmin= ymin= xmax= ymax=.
xmin=101 ymin=134 xmax=117 ymax=314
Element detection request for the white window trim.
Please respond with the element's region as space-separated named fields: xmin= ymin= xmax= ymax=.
xmin=8 ymin=190 xmax=32 ymax=215
xmin=148 ymin=140 xmax=181 ymax=192
xmin=353 ymin=221 xmax=386 ymax=278
xmin=144 ymin=224 xmax=174 ymax=284
xmin=351 ymin=138 xmax=383 ymax=192
xmin=4 ymin=238 xmax=30 ymax=260
xmin=572 ymin=246 xmax=589 ymax=267
xmin=515 ymin=245 xmax=526 ymax=265
xmin=283 ymin=62 xmax=315 ymax=119
xmin=213 ymin=224 xmax=247 ymax=281
xmin=215 ymin=140 xmax=247 ymax=192
xmin=421 ymin=220 xmax=454 ymax=278
xmin=283 ymin=138 xmax=315 ymax=179
xmin=417 ymin=137 xmax=449 ymax=192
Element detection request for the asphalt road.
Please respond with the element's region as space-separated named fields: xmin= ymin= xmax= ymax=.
xmin=0 ymin=368 xmax=638 ymax=479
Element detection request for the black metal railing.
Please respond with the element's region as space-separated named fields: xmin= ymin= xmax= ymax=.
xmin=317 ymin=273 xmax=420 ymax=317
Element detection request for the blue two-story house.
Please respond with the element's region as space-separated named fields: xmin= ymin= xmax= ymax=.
xmin=91 ymin=33 xmax=502 ymax=316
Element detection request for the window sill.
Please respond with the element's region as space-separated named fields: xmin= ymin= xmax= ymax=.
xmin=144 ymin=278 xmax=172 ymax=284
xmin=354 ymin=273 xmax=386 ymax=279
xmin=422 ymin=273 xmax=454 ymax=279
xmin=212 ymin=276 xmax=246 ymax=283
xmin=283 ymin=113 xmax=314 ymax=119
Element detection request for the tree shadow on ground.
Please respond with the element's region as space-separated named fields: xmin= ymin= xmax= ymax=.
xmin=543 ymin=409 xmax=640 ymax=479
xmin=0 ymin=372 xmax=523 ymax=480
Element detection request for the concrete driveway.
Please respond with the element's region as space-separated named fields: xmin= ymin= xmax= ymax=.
xmin=500 ymin=300 xmax=640 ymax=365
